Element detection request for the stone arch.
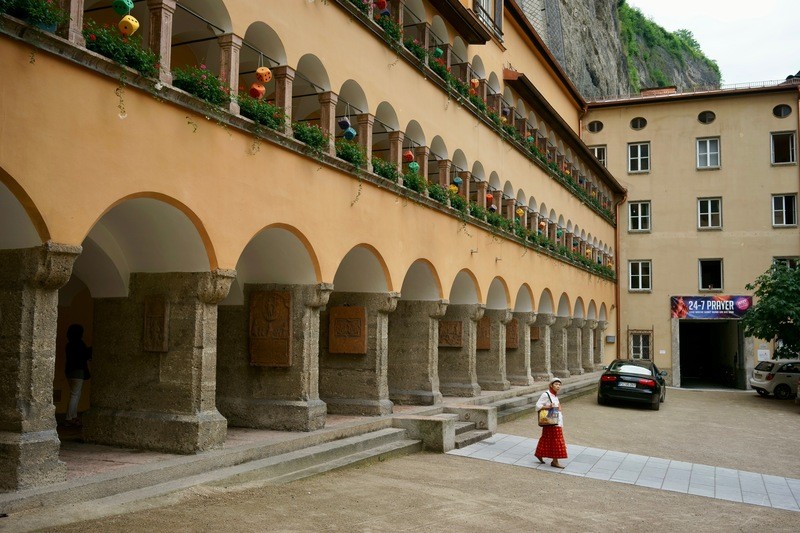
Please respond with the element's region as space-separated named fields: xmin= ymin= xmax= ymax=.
xmin=169 ymin=0 xmax=233 ymax=74
xmin=487 ymin=72 xmax=501 ymax=94
xmin=449 ymin=269 xmax=480 ymax=305
xmin=373 ymin=102 xmax=400 ymax=163
xmin=403 ymin=0 xmax=427 ymax=23
xmin=573 ymin=297 xmax=586 ymax=319
xmin=599 ymin=303 xmax=608 ymax=322
xmin=333 ymin=244 xmax=392 ymax=293
xmin=471 ymin=55 xmax=486 ymax=78
xmin=0 ymin=170 xmax=48 ymax=247
xmin=515 ymin=189 xmax=527 ymax=207
xmin=513 ymin=284 xmax=535 ymax=312
xmin=556 ymin=293 xmax=571 ymax=317
xmin=400 ymin=259 xmax=443 ymax=301
xmin=471 ymin=161 xmax=486 ymax=181
xmin=337 ymin=80 xmax=369 ymax=116
xmin=292 ymin=54 xmax=331 ymax=123
xmin=430 ymin=15 xmax=449 ymax=46
xmin=403 ymin=120 xmax=426 ymax=148
xmin=486 ymin=277 xmax=510 ymax=309
xmin=430 ymin=135 xmax=448 ymax=161
xmin=537 ymin=289 xmax=555 ymax=314
xmin=588 ymin=301 xmax=598 ymax=320
xmin=452 ymin=37 xmax=468 ymax=64
xmin=502 ymin=180 xmax=514 ymax=199
xmin=452 ymin=149 xmax=468 ymax=174
xmin=488 ymin=171 xmax=501 ymax=191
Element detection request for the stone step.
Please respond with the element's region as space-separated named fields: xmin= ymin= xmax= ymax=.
xmin=497 ymin=403 xmax=538 ymax=424
xmin=492 ymin=396 xmax=534 ymax=411
xmin=454 ymin=421 xmax=477 ymax=435
xmin=454 ymin=429 xmax=493 ymax=448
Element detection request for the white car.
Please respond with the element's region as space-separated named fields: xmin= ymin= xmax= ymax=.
xmin=750 ymin=359 xmax=800 ymax=399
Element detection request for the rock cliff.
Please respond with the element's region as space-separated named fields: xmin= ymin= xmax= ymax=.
xmin=519 ymin=0 xmax=722 ymax=100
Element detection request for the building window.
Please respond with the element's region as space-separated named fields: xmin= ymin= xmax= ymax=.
xmin=699 ymin=259 xmax=723 ymax=291
xmin=474 ymin=0 xmax=503 ymax=40
xmin=774 ymin=257 xmax=799 ymax=268
xmin=698 ymin=111 xmax=716 ymax=124
xmin=587 ymin=120 xmax=603 ymax=133
xmin=589 ymin=145 xmax=607 ymax=166
xmin=629 ymin=332 xmax=652 ymax=360
xmin=772 ymin=194 xmax=797 ymax=226
xmin=697 ymin=137 xmax=720 ymax=169
xmin=773 ymin=104 xmax=792 ymax=118
xmin=630 ymin=117 xmax=647 ymax=130
xmin=771 ymin=132 xmax=797 ymax=164
xmin=628 ymin=201 xmax=651 ymax=231
xmin=698 ymin=198 xmax=722 ymax=229
xmin=628 ymin=142 xmax=650 ymax=172
xmin=629 ymin=260 xmax=651 ymax=291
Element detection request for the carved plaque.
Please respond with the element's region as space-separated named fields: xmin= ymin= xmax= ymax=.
xmin=329 ymin=306 xmax=367 ymax=354
xmin=530 ymin=325 xmax=541 ymax=341
xmin=438 ymin=320 xmax=463 ymax=348
xmin=143 ymin=295 xmax=169 ymax=352
xmin=476 ymin=316 xmax=491 ymax=350
xmin=505 ymin=318 xmax=519 ymax=350
xmin=249 ymin=290 xmax=292 ymax=367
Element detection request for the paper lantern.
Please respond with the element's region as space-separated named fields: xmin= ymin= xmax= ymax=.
xmin=374 ymin=0 xmax=388 ymax=9
xmin=118 ymin=15 xmax=139 ymax=36
xmin=453 ymin=176 xmax=463 ymax=186
xmin=485 ymin=193 xmax=494 ymax=202
xmin=488 ymin=204 xmax=497 ymax=213
xmin=556 ymin=229 xmax=563 ymax=237
xmin=343 ymin=127 xmax=357 ymax=140
xmin=516 ymin=208 xmax=524 ymax=217
xmin=448 ymin=184 xmax=459 ymax=193
xmin=408 ymin=161 xmax=420 ymax=172
xmin=539 ymin=221 xmax=547 ymax=228
xmin=433 ymin=47 xmax=444 ymax=59
xmin=501 ymin=107 xmax=511 ymax=117
xmin=500 ymin=116 xmax=507 ymax=124
xmin=526 ymin=136 xmax=534 ymax=143
xmin=402 ymin=150 xmax=414 ymax=163
xmin=338 ymin=118 xmax=351 ymax=130
xmin=469 ymin=88 xmax=477 ymax=96
xmin=470 ymin=78 xmax=480 ymax=89
xmin=256 ymin=66 xmax=272 ymax=83
xmin=249 ymin=83 xmax=266 ymax=100
xmin=112 ymin=0 xmax=134 ymax=16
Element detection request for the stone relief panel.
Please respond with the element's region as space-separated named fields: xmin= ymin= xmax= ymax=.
xmin=476 ymin=316 xmax=490 ymax=350
xmin=531 ymin=326 xmax=541 ymax=341
xmin=249 ymin=290 xmax=292 ymax=367
xmin=329 ymin=306 xmax=367 ymax=354
xmin=505 ymin=318 xmax=519 ymax=350
xmin=143 ymin=295 xmax=169 ymax=352
xmin=438 ymin=320 xmax=463 ymax=348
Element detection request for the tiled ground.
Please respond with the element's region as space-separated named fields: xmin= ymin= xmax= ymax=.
xmin=448 ymin=433 xmax=800 ymax=512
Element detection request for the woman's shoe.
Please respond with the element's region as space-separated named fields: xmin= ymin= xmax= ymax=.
xmin=535 ymin=456 xmax=545 ymax=464
xmin=551 ymin=460 xmax=564 ymax=469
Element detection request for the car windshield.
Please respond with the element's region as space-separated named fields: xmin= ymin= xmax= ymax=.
xmin=609 ymin=361 xmax=652 ymax=377
xmin=754 ymin=362 xmax=775 ymax=372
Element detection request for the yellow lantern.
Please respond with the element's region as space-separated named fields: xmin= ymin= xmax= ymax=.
xmin=256 ymin=66 xmax=273 ymax=83
xmin=118 ymin=15 xmax=139 ymax=36
xmin=448 ymin=184 xmax=458 ymax=193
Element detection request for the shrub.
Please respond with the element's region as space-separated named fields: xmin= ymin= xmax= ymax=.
xmin=2 ymin=0 xmax=68 ymax=28
xmin=375 ymin=13 xmax=402 ymax=42
xmin=237 ymin=95 xmax=285 ymax=130
xmin=372 ymin=157 xmax=399 ymax=182
xmin=292 ymin=122 xmax=329 ymax=154
xmin=83 ymin=19 xmax=159 ymax=78
xmin=403 ymin=39 xmax=427 ymax=62
xmin=449 ymin=191 xmax=467 ymax=213
xmin=172 ymin=64 xmax=230 ymax=106
xmin=335 ymin=139 xmax=366 ymax=167
xmin=427 ymin=183 xmax=448 ymax=204
xmin=469 ymin=201 xmax=488 ymax=220
xmin=402 ymin=170 xmax=426 ymax=193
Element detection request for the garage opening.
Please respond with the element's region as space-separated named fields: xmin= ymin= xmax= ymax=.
xmin=679 ymin=320 xmax=745 ymax=389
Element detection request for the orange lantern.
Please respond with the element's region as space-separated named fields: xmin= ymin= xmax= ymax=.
xmin=470 ymin=78 xmax=480 ymax=89
xmin=249 ymin=82 xmax=266 ymax=100
xmin=256 ymin=66 xmax=272 ymax=83
xmin=402 ymin=150 xmax=414 ymax=163
xmin=485 ymin=193 xmax=494 ymax=202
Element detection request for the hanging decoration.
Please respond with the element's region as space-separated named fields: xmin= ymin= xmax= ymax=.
xmin=408 ymin=161 xmax=420 ymax=172
xmin=118 ymin=14 xmax=139 ymax=36
xmin=526 ymin=136 xmax=534 ymax=144
xmin=256 ymin=66 xmax=273 ymax=84
xmin=470 ymin=78 xmax=480 ymax=89
xmin=516 ymin=207 xmax=524 ymax=217
xmin=500 ymin=116 xmax=508 ymax=124
xmin=374 ymin=0 xmax=388 ymax=9
xmin=485 ymin=193 xmax=494 ymax=202
xmin=112 ymin=0 xmax=134 ymax=16
xmin=344 ymin=127 xmax=357 ymax=140
xmin=249 ymin=83 xmax=266 ymax=99
xmin=539 ymin=221 xmax=547 ymax=228
xmin=402 ymin=150 xmax=415 ymax=163
xmin=501 ymin=107 xmax=511 ymax=117
xmin=249 ymin=60 xmax=270 ymax=101
xmin=556 ymin=229 xmax=563 ymax=238
xmin=488 ymin=204 xmax=497 ymax=213
xmin=452 ymin=176 xmax=463 ymax=186
xmin=433 ymin=47 xmax=444 ymax=59
xmin=448 ymin=184 xmax=459 ymax=193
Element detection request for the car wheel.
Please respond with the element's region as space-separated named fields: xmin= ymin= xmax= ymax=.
xmin=756 ymin=389 xmax=770 ymax=397
xmin=660 ymin=388 xmax=666 ymax=403
xmin=597 ymin=393 xmax=605 ymax=405
xmin=650 ymin=399 xmax=660 ymax=411
xmin=774 ymin=384 xmax=791 ymax=400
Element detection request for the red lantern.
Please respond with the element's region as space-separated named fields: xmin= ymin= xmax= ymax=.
xmin=470 ymin=78 xmax=480 ymax=89
xmin=249 ymin=82 xmax=266 ymax=100
xmin=486 ymin=193 xmax=494 ymax=202
xmin=374 ymin=0 xmax=388 ymax=9
xmin=402 ymin=150 xmax=414 ymax=163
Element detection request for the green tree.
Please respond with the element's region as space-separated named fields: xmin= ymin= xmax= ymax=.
xmin=741 ymin=263 xmax=800 ymax=358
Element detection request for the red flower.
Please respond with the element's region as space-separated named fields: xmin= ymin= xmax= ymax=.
xmin=89 ymin=34 xmax=96 ymax=41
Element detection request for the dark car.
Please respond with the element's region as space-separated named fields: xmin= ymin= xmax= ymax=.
xmin=597 ymin=359 xmax=668 ymax=410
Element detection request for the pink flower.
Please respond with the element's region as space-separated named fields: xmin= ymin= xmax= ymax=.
xmin=201 ymin=75 xmax=207 ymax=80
xmin=200 ymin=64 xmax=207 ymax=70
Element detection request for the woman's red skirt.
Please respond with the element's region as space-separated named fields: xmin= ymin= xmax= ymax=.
xmin=535 ymin=426 xmax=567 ymax=459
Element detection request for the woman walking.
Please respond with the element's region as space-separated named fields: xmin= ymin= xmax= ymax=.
xmin=535 ymin=377 xmax=567 ymax=468
xmin=64 ymin=324 xmax=92 ymax=427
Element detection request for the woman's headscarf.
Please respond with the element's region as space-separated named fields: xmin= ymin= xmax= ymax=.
xmin=549 ymin=377 xmax=562 ymax=395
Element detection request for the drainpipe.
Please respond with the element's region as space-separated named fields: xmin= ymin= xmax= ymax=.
xmin=578 ymin=104 xmax=588 ymax=141
xmin=614 ymin=190 xmax=627 ymax=360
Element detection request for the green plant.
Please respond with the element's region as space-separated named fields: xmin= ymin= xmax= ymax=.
xmin=402 ymin=170 xmax=426 ymax=193
xmin=172 ymin=64 xmax=230 ymax=106
xmin=403 ymin=39 xmax=427 ymax=62
xmin=486 ymin=211 xmax=511 ymax=231
xmin=427 ymin=183 xmax=448 ymax=204
xmin=449 ymin=190 xmax=467 ymax=213
xmin=335 ymin=138 xmax=366 ymax=167
xmin=375 ymin=13 xmax=402 ymax=42
xmin=2 ymin=0 xmax=68 ymax=28
xmin=469 ymin=201 xmax=487 ymax=220
xmin=372 ymin=157 xmax=399 ymax=182
xmin=292 ymin=122 xmax=329 ymax=155
xmin=742 ymin=262 xmax=800 ymax=358
xmin=468 ymin=93 xmax=487 ymax=112
xmin=346 ymin=0 xmax=369 ymax=15
xmin=237 ymin=94 xmax=285 ymax=130
xmin=83 ymin=19 xmax=159 ymax=78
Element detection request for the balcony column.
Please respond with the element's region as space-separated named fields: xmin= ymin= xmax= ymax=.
xmin=458 ymin=170 xmax=471 ymax=200
xmin=414 ymin=145 xmax=430 ymax=184
xmin=564 ymin=232 xmax=573 ymax=252
xmin=518 ymin=207 xmax=528 ymax=229
xmin=548 ymin=221 xmax=557 ymax=243
xmin=438 ymin=159 xmax=452 ymax=187
xmin=475 ymin=181 xmax=488 ymax=210
xmin=218 ymin=33 xmax=243 ymax=115
xmin=506 ymin=312 xmax=536 ymax=386
xmin=531 ymin=313 xmax=556 ymax=381
xmin=388 ymin=131 xmax=405 ymax=174
xmin=550 ymin=316 xmax=572 ymax=378
xmin=582 ymin=320 xmax=598 ymax=373
xmin=318 ymin=91 xmax=339 ymax=157
xmin=530 ymin=212 xmax=540 ymax=233
xmin=487 ymin=93 xmax=502 ymax=115
xmin=389 ymin=0 xmax=405 ymax=26
xmin=503 ymin=197 xmax=515 ymax=221
xmin=357 ymin=113 xmax=375 ymax=172
xmin=594 ymin=321 xmax=608 ymax=368
xmin=567 ymin=318 xmax=585 ymax=375
xmin=476 ymin=79 xmax=489 ymax=102
xmin=57 ymin=0 xmax=84 ymax=46
xmin=272 ymin=66 xmax=295 ymax=135
xmin=147 ymin=0 xmax=177 ymax=84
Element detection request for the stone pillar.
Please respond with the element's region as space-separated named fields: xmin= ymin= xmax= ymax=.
xmin=437 ymin=159 xmax=451 ymax=187
xmin=437 ymin=304 xmax=484 ymax=397
xmin=388 ymin=300 xmax=448 ymax=405
xmin=506 ymin=312 xmax=536 ymax=386
xmin=147 ymin=0 xmax=177 ymax=84
xmin=582 ymin=320 xmax=598 ymax=373
xmin=487 ymin=93 xmax=502 ymax=115
xmin=567 ymin=318 xmax=585 ymax=376
xmin=357 ymin=113 xmax=375 ymax=172
xmin=476 ymin=309 xmax=511 ymax=391
xmin=57 ymin=0 xmax=84 ymax=46
xmin=388 ymin=131 xmax=405 ymax=173
xmin=0 ymin=243 xmax=80 ymax=492
xmin=318 ymin=91 xmax=339 ymax=157
xmin=594 ymin=321 xmax=608 ymax=368
xmin=273 ymin=66 xmax=295 ymax=135
xmin=216 ymin=283 xmax=332 ymax=431
xmin=548 ymin=221 xmax=557 ymax=243
xmin=218 ymin=33 xmax=243 ymax=115
xmin=476 ymin=79 xmax=489 ymax=103
xmin=389 ymin=0 xmax=404 ymax=26
xmin=319 ymin=292 xmax=399 ymax=415
xmin=531 ymin=313 xmax=555 ymax=381
xmin=565 ymin=232 xmax=573 ymax=252
xmin=414 ymin=145 xmax=430 ymax=183
xmin=550 ymin=316 xmax=572 ymax=378
xmin=475 ymin=181 xmax=488 ymax=210
xmin=83 ymin=270 xmax=235 ymax=454
xmin=458 ymin=171 xmax=471 ymax=200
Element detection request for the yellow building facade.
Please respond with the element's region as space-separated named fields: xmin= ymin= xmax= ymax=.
xmin=0 ymin=0 xmax=623 ymax=491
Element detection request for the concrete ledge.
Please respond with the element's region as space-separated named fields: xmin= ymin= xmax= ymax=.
xmin=443 ymin=406 xmax=497 ymax=432
xmin=217 ymin=398 xmax=327 ymax=432
xmin=392 ymin=416 xmax=456 ymax=452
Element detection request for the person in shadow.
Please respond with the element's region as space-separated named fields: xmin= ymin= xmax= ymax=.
xmin=64 ymin=324 xmax=92 ymax=427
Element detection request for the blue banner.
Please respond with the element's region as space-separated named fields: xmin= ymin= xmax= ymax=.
xmin=670 ymin=296 xmax=752 ymax=319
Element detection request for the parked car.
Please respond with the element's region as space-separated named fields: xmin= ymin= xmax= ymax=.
xmin=597 ymin=359 xmax=668 ymax=410
xmin=749 ymin=359 xmax=800 ymax=399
